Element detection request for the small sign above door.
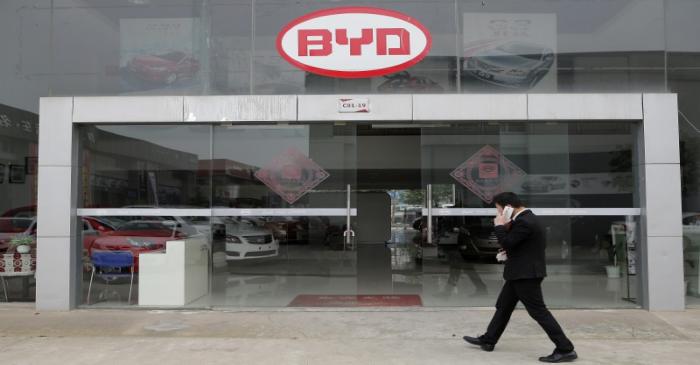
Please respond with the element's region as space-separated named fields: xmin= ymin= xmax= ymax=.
xmin=338 ymin=98 xmax=369 ymax=113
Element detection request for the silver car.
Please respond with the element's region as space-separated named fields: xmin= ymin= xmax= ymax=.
xmin=465 ymin=41 xmax=554 ymax=89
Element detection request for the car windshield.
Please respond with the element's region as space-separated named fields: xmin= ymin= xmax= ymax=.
xmin=118 ymin=221 xmax=174 ymax=232
xmin=158 ymin=52 xmax=184 ymax=62
xmin=0 ymin=217 xmax=34 ymax=233
xmin=497 ymin=43 xmax=543 ymax=61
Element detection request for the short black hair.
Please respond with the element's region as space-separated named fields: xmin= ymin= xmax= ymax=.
xmin=493 ymin=192 xmax=523 ymax=208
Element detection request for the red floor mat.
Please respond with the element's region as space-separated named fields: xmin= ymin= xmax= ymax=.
xmin=288 ymin=295 xmax=423 ymax=307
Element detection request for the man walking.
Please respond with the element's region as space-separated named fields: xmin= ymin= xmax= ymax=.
xmin=463 ymin=192 xmax=577 ymax=363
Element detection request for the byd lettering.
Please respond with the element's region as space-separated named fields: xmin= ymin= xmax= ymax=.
xmin=277 ymin=7 xmax=432 ymax=78
xmin=298 ymin=28 xmax=410 ymax=57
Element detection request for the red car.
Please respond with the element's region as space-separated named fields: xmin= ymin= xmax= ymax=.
xmin=0 ymin=217 xmax=36 ymax=253
xmin=126 ymin=51 xmax=200 ymax=84
xmin=89 ymin=220 xmax=196 ymax=272
xmin=1 ymin=205 xmax=36 ymax=219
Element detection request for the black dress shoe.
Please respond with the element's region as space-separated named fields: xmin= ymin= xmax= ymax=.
xmin=462 ymin=335 xmax=495 ymax=352
xmin=539 ymin=350 xmax=578 ymax=363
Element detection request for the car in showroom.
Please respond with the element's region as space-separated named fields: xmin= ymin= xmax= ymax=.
xmin=126 ymin=51 xmax=200 ymax=85
xmin=89 ymin=220 xmax=198 ymax=272
xmin=464 ymin=41 xmax=554 ymax=89
xmin=411 ymin=215 xmax=501 ymax=262
xmin=224 ymin=218 xmax=278 ymax=260
xmin=455 ymin=216 xmax=501 ymax=261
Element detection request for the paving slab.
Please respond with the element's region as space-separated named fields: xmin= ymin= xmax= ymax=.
xmin=0 ymin=306 xmax=698 ymax=364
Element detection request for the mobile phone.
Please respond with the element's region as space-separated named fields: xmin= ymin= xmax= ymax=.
xmin=502 ymin=205 xmax=514 ymax=221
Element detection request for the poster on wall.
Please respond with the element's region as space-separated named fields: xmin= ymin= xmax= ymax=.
xmin=516 ymin=172 xmax=634 ymax=196
xmin=462 ymin=13 xmax=557 ymax=91
xmin=120 ymin=18 xmax=201 ymax=94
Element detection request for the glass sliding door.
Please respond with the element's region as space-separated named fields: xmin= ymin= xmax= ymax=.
xmin=211 ymin=123 xmax=357 ymax=307
xmin=420 ymin=121 xmax=641 ymax=308
xmin=77 ymin=124 xmax=213 ymax=308
xmin=72 ymin=119 xmax=641 ymax=309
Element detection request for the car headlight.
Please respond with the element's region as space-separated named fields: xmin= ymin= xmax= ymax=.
xmin=127 ymin=238 xmax=156 ymax=248
xmin=226 ymin=235 xmax=242 ymax=243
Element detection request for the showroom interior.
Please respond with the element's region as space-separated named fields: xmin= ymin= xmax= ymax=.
xmin=0 ymin=0 xmax=697 ymax=311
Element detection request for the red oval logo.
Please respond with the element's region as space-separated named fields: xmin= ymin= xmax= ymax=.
xmin=276 ymin=7 xmax=432 ymax=79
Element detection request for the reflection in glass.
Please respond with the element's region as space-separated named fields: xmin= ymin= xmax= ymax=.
xmin=78 ymin=125 xmax=211 ymax=208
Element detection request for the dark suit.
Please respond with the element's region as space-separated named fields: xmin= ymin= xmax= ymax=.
xmin=481 ymin=209 xmax=574 ymax=353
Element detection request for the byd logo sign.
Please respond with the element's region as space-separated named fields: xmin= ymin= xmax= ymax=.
xmin=276 ymin=7 xmax=432 ymax=78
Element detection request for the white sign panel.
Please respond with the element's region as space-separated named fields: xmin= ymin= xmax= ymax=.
xmin=338 ymin=98 xmax=369 ymax=113
xmin=277 ymin=7 xmax=432 ymax=78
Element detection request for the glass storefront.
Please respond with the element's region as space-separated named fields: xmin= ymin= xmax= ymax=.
xmin=0 ymin=104 xmax=39 ymax=302
xmin=76 ymin=121 xmax=640 ymax=308
xmin=0 ymin=0 xmax=695 ymax=308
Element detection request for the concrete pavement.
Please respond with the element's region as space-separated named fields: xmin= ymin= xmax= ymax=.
xmin=1 ymin=304 xmax=699 ymax=364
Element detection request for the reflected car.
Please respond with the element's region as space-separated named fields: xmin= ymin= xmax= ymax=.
xmin=224 ymin=219 xmax=278 ymax=260
xmin=126 ymin=51 xmax=200 ymax=85
xmin=465 ymin=41 xmax=554 ymax=89
xmin=90 ymin=220 xmax=196 ymax=271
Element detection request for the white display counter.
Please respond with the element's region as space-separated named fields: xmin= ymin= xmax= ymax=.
xmin=138 ymin=237 xmax=209 ymax=306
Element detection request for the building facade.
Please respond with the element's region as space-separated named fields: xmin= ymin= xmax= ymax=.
xmin=0 ymin=0 xmax=698 ymax=311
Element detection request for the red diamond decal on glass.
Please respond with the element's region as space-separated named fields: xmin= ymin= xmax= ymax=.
xmin=450 ymin=145 xmax=527 ymax=204
xmin=254 ymin=147 xmax=330 ymax=204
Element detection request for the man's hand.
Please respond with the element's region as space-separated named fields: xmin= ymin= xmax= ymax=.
xmin=494 ymin=211 xmax=508 ymax=226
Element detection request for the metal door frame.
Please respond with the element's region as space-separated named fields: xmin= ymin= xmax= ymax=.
xmin=36 ymin=93 xmax=683 ymax=311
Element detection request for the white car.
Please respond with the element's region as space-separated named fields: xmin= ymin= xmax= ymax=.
xmin=225 ymin=219 xmax=278 ymax=260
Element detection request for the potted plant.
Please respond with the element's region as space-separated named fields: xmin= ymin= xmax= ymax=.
xmin=9 ymin=234 xmax=34 ymax=254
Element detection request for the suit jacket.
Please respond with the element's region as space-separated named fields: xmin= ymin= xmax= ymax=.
xmin=494 ymin=209 xmax=547 ymax=281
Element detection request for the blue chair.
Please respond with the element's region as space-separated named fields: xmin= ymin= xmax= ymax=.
xmin=87 ymin=251 xmax=135 ymax=305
